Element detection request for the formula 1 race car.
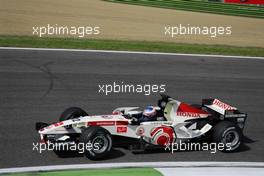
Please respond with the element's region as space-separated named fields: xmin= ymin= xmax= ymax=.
xmin=36 ymin=94 xmax=247 ymax=160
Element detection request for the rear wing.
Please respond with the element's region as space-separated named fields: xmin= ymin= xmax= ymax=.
xmin=202 ymin=99 xmax=247 ymax=129
xmin=202 ymin=99 xmax=237 ymax=115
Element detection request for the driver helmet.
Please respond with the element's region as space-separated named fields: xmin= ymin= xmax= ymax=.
xmin=143 ymin=106 xmax=157 ymax=118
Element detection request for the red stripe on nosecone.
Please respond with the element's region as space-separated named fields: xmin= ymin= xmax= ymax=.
xmin=116 ymin=121 xmax=129 ymax=126
xmin=87 ymin=121 xmax=128 ymax=126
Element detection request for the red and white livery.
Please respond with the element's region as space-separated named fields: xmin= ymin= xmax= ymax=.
xmin=36 ymin=94 xmax=247 ymax=160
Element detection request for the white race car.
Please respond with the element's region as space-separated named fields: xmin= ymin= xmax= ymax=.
xmin=36 ymin=94 xmax=247 ymax=160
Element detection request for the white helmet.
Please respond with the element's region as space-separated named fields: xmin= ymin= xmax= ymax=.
xmin=143 ymin=106 xmax=157 ymax=118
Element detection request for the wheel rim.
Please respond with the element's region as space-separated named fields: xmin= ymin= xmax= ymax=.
xmin=223 ymin=130 xmax=239 ymax=148
xmin=91 ymin=135 xmax=109 ymax=154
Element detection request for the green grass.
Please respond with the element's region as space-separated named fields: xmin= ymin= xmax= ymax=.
xmin=105 ymin=0 xmax=264 ymax=18
xmin=1 ymin=35 xmax=264 ymax=57
xmin=0 ymin=168 xmax=162 ymax=176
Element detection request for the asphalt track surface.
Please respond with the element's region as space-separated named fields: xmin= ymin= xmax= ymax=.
xmin=0 ymin=48 xmax=264 ymax=168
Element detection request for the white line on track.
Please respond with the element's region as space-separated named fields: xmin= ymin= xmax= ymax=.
xmin=156 ymin=167 xmax=264 ymax=176
xmin=0 ymin=162 xmax=264 ymax=174
xmin=0 ymin=47 xmax=263 ymax=60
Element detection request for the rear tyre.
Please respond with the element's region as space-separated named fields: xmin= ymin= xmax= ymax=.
xmin=213 ymin=121 xmax=242 ymax=152
xmin=79 ymin=126 xmax=112 ymax=160
xmin=59 ymin=107 xmax=88 ymax=121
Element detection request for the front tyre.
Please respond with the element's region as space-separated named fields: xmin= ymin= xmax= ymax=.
xmin=79 ymin=126 xmax=112 ymax=160
xmin=213 ymin=121 xmax=242 ymax=152
xmin=59 ymin=107 xmax=88 ymax=122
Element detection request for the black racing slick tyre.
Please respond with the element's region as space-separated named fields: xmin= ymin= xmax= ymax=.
xmin=213 ymin=121 xmax=243 ymax=152
xmin=59 ymin=107 xmax=88 ymax=122
xmin=79 ymin=126 xmax=112 ymax=160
